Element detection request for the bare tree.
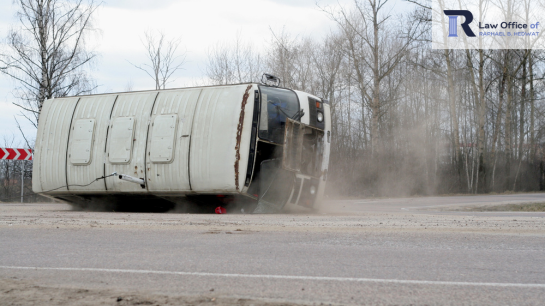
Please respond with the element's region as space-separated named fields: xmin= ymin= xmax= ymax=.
xmin=323 ymin=0 xmax=425 ymax=155
xmin=316 ymin=0 xmax=545 ymax=196
xmin=265 ymin=28 xmax=318 ymax=91
xmin=131 ymin=30 xmax=186 ymax=90
xmin=0 ymin=0 xmax=99 ymax=129
xmin=205 ymin=34 xmax=262 ymax=85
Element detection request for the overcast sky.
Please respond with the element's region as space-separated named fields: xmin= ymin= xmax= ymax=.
xmin=0 ymin=0 xmax=410 ymax=146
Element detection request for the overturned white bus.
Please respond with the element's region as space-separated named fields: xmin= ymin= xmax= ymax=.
xmin=32 ymin=79 xmax=331 ymax=213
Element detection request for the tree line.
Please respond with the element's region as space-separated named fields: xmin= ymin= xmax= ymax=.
xmin=205 ymin=0 xmax=545 ymax=196
xmin=2 ymin=0 xmax=545 ymax=201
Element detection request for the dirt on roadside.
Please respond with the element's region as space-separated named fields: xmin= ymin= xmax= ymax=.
xmin=0 ymin=279 xmax=303 ymax=306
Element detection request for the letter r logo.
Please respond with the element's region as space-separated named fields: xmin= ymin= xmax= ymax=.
xmin=444 ymin=10 xmax=476 ymax=37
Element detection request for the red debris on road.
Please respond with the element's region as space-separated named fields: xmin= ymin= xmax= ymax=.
xmin=215 ymin=206 xmax=227 ymax=214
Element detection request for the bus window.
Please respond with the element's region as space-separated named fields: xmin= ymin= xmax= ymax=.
xmin=258 ymin=86 xmax=300 ymax=144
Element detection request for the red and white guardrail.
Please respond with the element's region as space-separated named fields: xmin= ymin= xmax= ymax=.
xmin=0 ymin=148 xmax=33 ymax=160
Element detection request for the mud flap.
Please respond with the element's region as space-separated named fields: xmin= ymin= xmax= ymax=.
xmin=253 ymin=159 xmax=295 ymax=213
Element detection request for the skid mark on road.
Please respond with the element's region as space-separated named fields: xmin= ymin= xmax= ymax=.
xmin=1 ymin=265 xmax=545 ymax=289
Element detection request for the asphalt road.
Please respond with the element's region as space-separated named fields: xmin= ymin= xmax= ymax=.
xmin=1 ymin=193 xmax=545 ymax=305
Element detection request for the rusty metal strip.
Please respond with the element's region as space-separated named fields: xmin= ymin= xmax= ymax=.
xmin=235 ymin=85 xmax=253 ymax=191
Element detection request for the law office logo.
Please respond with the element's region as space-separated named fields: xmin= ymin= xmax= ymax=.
xmin=444 ymin=10 xmax=476 ymax=37
xmin=432 ymin=0 xmax=545 ymax=49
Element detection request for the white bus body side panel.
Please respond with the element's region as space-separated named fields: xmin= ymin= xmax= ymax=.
xmin=105 ymin=91 xmax=158 ymax=192
xmin=146 ymin=89 xmax=201 ymax=192
xmin=32 ymin=99 xmax=50 ymax=193
xmin=67 ymin=94 xmax=117 ymax=192
xmin=34 ymin=84 xmax=257 ymax=197
xmin=33 ymin=97 xmax=80 ymax=193
xmin=190 ymin=84 xmax=255 ymax=192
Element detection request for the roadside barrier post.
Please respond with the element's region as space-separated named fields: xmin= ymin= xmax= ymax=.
xmin=1 ymin=148 xmax=33 ymax=203
xmin=21 ymin=160 xmax=24 ymax=203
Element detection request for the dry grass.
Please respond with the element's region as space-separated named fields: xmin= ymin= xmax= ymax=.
xmin=461 ymin=202 xmax=545 ymax=212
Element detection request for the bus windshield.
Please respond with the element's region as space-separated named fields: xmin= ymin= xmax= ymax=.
xmin=258 ymin=86 xmax=300 ymax=144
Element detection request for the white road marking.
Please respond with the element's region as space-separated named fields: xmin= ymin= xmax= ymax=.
xmin=1 ymin=266 xmax=544 ymax=288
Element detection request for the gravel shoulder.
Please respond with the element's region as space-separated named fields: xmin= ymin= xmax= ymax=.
xmin=1 ymin=203 xmax=544 ymax=234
